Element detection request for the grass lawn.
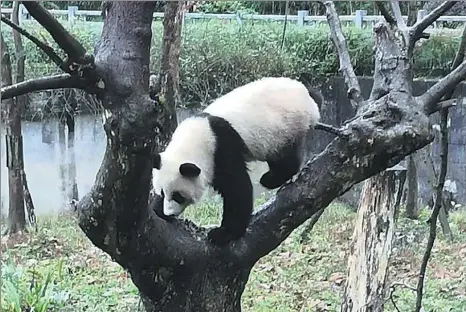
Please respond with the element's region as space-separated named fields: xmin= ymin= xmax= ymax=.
xmin=1 ymin=197 xmax=466 ymax=312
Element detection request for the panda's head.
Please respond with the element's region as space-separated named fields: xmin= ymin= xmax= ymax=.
xmin=152 ymin=152 xmax=207 ymax=217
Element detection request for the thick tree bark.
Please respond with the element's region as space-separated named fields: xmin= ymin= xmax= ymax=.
xmin=341 ymin=169 xmax=405 ymax=312
xmin=3 ymin=1 xmax=465 ymax=311
xmin=1 ymin=34 xmax=26 ymax=234
xmin=405 ymin=153 xmax=419 ymax=219
xmin=12 ymin=2 xmax=36 ymax=225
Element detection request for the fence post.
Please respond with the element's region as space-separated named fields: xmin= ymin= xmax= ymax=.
xmin=19 ymin=4 xmax=29 ymax=22
xmin=297 ymin=10 xmax=308 ymax=27
xmin=416 ymin=9 xmax=427 ymax=23
xmin=354 ymin=10 xmax=366 ymax=28
xmin=68 ymin=6 xmax=78 ymax=25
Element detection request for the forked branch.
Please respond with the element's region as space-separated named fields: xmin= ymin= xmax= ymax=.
xmin=1 ymin=15 xmax=66 ymax=72
xmin=1 ymin=74 xmax=85 ymax=99
xmin=21 ymin=1 xmax=87 ymax=62
xmin=324 ymin=1 xmax=363 ymax=110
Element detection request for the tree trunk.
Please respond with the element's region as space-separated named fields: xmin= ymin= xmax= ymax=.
xmin=1 ymin=34 xmax=26 ymax=234
xmin=138 ymin=265 xmax=251 ymax=312
xmin=12 ymin=1 xmax=28 ymax=113
xmin=153 ymin=0 xmax=184 ymax=148
xmin=341 ymin=168 xmax=405 ymax=312
xmin=405 ymin=153 xmax=419 ymax=219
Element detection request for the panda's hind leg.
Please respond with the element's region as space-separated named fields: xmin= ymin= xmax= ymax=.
xmin=260 ymin=138 xmax=303 ymax=189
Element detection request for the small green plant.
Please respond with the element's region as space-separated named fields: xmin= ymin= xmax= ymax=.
xmin=1 ymin=255 xmax=69 ymax=312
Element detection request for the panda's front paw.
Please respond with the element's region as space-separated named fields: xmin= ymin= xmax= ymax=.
xmin=207 ymin=227 xmax=236 ymax=247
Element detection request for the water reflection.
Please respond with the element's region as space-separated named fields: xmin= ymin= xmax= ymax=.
xmin=1 ymin=110 xmax=271 ymax=216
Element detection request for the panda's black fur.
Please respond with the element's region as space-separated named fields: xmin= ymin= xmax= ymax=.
xmin=152 ymin=77 xmax=322 ymax=247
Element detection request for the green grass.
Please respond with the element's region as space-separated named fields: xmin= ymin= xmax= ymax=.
xmin=2 ymin=198 xmax=466 ymax=312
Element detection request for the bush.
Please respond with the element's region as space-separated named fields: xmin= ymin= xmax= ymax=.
xmin=1 ymin=19 xmax=461 ymax=107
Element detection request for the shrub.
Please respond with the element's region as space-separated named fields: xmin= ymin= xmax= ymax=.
xmin=1 ymin=19 xmax=461 ymax=108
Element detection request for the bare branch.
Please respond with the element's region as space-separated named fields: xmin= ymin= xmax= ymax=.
xmin=315 ymin=122 xmax=342 ymax=136
xmin=411 ymin=1 xmax=458 ymax=39
xmin=298 ymin=208 xmax=325 ymax=243
xmin=1 ymin=15 xmax=66 ymax=72
xmin=414 ymin=106 xmax=449 ymax=312
xmin=376 ymin=2 xmax=396 ymax=26
xmin=21 ymin=1 xmax=87 ymax=62
xmin=1 ymin=74 xmax=85 ymax=99
xmin=390 ymin=0 xmax=410 ymax=44
xmin=324 ymin=1 xmax=363 ymax=110
xmin=420 ymin=60 xmax=466 ymax=114
xmin=390 ymin=1 xmax=406 ymax=30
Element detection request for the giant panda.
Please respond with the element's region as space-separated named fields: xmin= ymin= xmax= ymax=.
xmin=152 ymin=77 xmax=321 ymax=246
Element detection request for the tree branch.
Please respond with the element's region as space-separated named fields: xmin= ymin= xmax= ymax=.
xmin=1 ymin=74 xmax=86 ymax=99
xmin=238 ymin=93 xmax=434 ymax=264
xmin=390 ymin=0 xmax=406 ymax=30
xmin=376 ymin=1 xmax=396 ymax=26
xmin=324 ymin=1 xmax=363 ymax=110
xmin=414 ymin=21 xmax=465 ymax=311
xmin=420 ymin=60 xmax=466 ymax=115
xmin=1 ymin=15 xmax=66 ymax=72
xmin=414 ymin=103 xmax=449 ymax=312
xmin=21 ymin=1 xmax=87 ymax=62
xmin=390 ymin=0 xmax=409 ymax=42
xmin=315 ymin=122 xmax=342 ymax=136
xmin=411 ymin=1 xmax=458 ymax=41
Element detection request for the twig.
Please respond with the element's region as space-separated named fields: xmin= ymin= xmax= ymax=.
xmin=315 ymin=122 xmax=342 ymax=136
xmin=21 ymin=1 xmax=87 ymax=62
xmin=1 ymin=15 xmax=66 ymax=72
xmin=298 ymin=208 xmax=325 ymax=243
xmin=411 ymin=1 xmax=458 ymax=40
xmin=324 ymin=1 xmax=363 ymax=110
xmin=280 ymin=0 xmax=289 ymax=50
xmin=414 ymin=106 xmax=449 ymax=312
xmin=1 ymin=74 xmax=85 ymax=99
xmin=375 ymin=2 xmax=396 ymax=26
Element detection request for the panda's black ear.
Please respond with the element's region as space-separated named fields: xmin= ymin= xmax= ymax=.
xmin=153 ymin=153 xmax=161 ymax=169
xmin=179 ymin=163 xmax=201 ymax=178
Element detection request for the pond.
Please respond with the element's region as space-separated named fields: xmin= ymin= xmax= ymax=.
xmin=0 ymin=110 xmax=272 ymax=216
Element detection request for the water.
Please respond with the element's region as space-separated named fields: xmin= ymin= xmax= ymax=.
xmin=0 ymin=110 xmax=271 ymax=216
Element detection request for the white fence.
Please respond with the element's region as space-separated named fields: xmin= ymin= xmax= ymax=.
xmin=1 ymin=5 xmax=466 ymax=29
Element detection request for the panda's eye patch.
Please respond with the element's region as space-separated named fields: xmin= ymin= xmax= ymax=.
xmin=172 ymin=191 xmax=186 ymax=204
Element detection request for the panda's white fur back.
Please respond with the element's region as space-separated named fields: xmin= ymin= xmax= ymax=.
xmin=154 ymin=77 xmax=321 ymax=204
xmin=204 ymin=77 xmax=320 ymax=161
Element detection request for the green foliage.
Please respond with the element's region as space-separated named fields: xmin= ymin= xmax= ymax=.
xmin=1 ymin=20 xmax=462 ymax=107
xmin=1 ymin=255 xmax=69 ymax=312
xmin=2 ymin=205 xmax=466 ymax=311
xmin=195 ymin=1 xmax=258 ymax=14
